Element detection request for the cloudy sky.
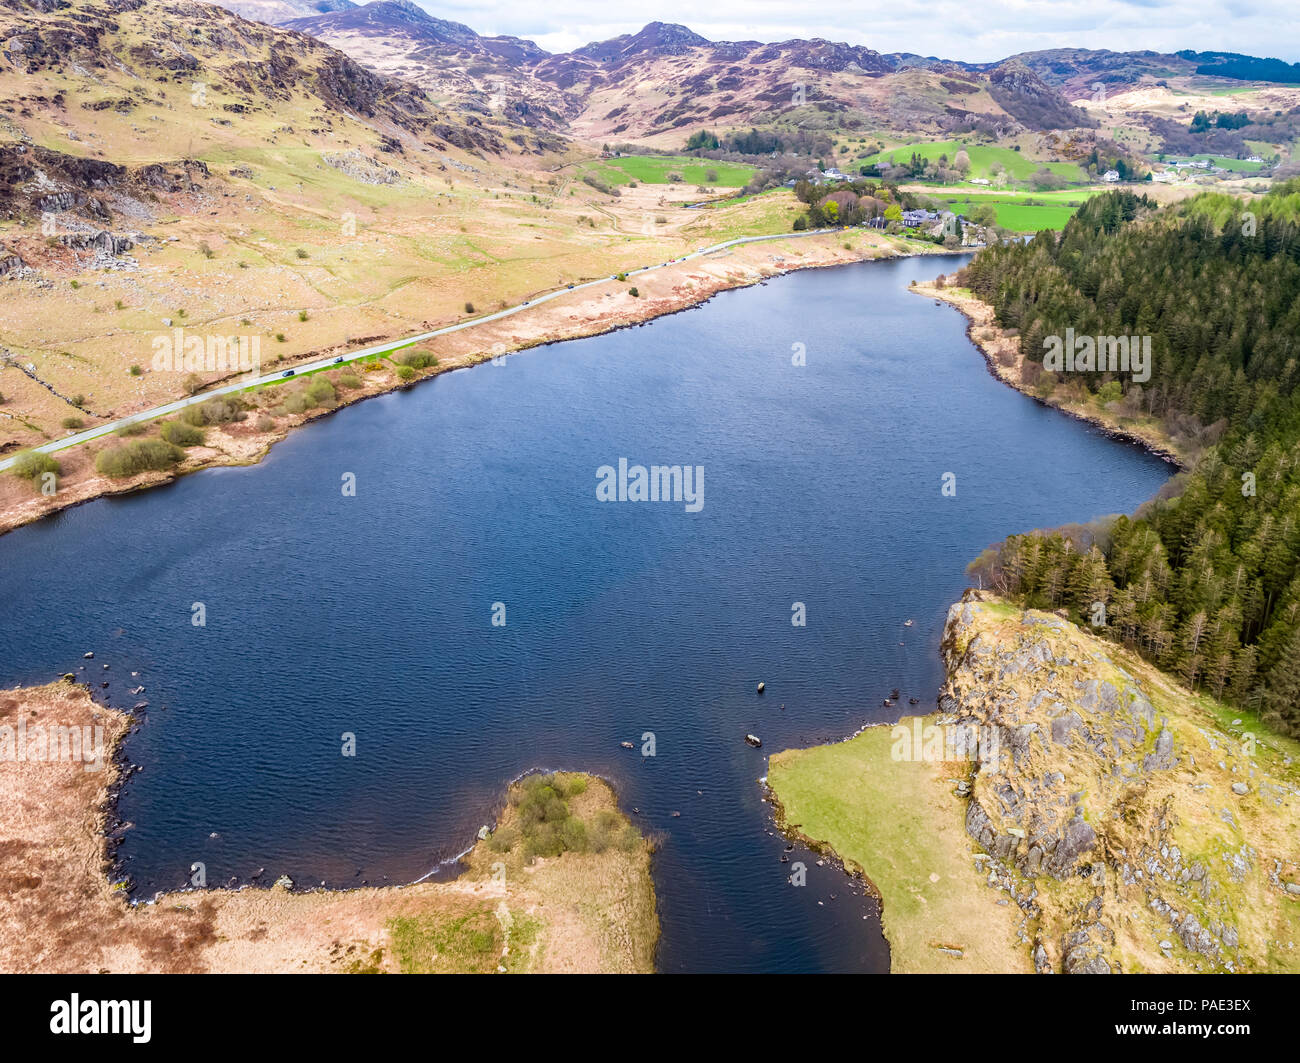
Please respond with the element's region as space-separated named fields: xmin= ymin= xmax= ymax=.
xmin=427 ymin=0 xmax=1299 ymax=63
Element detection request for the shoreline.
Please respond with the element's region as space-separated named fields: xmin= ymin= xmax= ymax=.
xmin=912 ymin=280 xmax=1188 ymax=470
xmin=0 ymin=232 xmax=955 ymax=541
xmin=0 ymin=678 xmax=658 ymax=973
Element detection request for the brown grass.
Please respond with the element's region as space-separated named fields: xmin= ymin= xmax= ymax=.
xmin=0 ymin=682 xmax=657 ymax=973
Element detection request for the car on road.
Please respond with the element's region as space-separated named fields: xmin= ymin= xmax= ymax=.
xmin=282 ymin=369 xmax=295 ymax=377
xmin=333 ymin=356 xmax=344 ymax=364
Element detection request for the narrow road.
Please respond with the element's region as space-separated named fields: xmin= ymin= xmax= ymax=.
xmin=0 ymin=228 xmax=839 ymax=472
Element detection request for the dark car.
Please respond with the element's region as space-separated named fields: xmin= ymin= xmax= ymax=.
xmin=282 ymin=369 xmax=295 ymax=377
xmin=333 ymin=356 xmax=344 ymax=364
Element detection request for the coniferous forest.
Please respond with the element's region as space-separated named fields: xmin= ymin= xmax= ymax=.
xmin=961 ymin=182 xmax=1300 ymax=737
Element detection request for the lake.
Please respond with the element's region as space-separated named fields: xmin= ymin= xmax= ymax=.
xmin=0 ymin=253 xmax=1172 ymax=972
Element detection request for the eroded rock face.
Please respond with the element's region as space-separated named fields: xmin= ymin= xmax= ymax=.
xmin=941 ymin=595 xmax=1167 ymax=886
xmin=934 ymin=591 xmax=1300 ymax=974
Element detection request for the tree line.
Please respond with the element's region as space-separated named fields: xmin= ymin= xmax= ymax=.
xmin=961 ymin=182 xmax=1300 ymax=737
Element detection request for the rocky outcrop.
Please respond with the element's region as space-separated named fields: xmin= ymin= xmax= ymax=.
xmin=939 ymin=591 xmax=1300 ymax=973
xmin=58 ymin=230 xmax=134 ymax=255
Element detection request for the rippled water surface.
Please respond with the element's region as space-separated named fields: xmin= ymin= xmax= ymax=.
xmin=0 ymin=254 xmax=1172 ymax=971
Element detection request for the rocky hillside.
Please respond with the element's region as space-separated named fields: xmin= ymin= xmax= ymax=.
xmin=264 ymin=11 xmax=1097 ymax=144
xmin=944 ymin=592 xmax=1300 ymax=972
xmin=282 ymin=0 xmax=571 ymax=130
xmin=769 ymin=592 xmax=1300 ymax=973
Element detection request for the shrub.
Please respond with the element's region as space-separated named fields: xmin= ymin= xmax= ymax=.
xmin=12 ymin=451 xmax=60 ymax=481
xmin=160 ymin=419 xmax=205 ymax=446
xmin=304 ymin=377 xmax=336 ymax=407
xmin=394 ymin=364 xmax=415 ymax=381
xmin=69 ymin=394 xmax=86 ymax=409
xmin=61 ymin=416 xmax=84 ymax=430
xmin=94 ymin=439 xmax=184 ymax=478
xmin=190 ymin=397 xmax=246 ymax=425
xmin=182 ymin=373 xmax=204 ymax=396
xmin=464 ymin=301 xmax=475 ymax=314
xmin=116 ymin=421 xmax=148 ymax=437
xmin=298 ymin=310 xmax=308 ymax=322
xmin=396 ymin=348 xmax=437 ymax=371
xmin=255 ymin=415 xmax=275 ymax=432
xmin=295 ymin=248 xmax=309 ymax=259
xmin=129 ymin=364 xmax=142 ymax=376
xmin=629 ymin=286 xmax=640 ymax=297
xmin=274 ymin=333 xmax=286 ymax=343
xmin=337 ymin=373 xmax=361 ymax=389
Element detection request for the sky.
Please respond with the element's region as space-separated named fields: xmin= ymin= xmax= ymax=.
xmin=426 ymin=0 xmax=1300 ymax=63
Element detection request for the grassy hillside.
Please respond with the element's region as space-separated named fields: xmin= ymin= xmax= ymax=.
xmin=860 ymin=141 xmax=1088 ymax=183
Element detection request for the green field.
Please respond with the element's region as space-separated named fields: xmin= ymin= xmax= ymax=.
xmin=1162 ymin=154 xmax=1264 ymax=172
xmin=858 ymin=141 xmax=1087 ymax=183
xmin=934 ymin=190 xmax=1101 ymax=231
xmin=580 ymin=154 xmax=758 ymax=187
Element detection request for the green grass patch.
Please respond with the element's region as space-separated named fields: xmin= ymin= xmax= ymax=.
xmin=581 ymin=154 xmax=756 ymax=188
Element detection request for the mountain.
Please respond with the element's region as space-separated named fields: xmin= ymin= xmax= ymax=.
xmin=247 ymin=10 xmax=1300 ymax=147
xmin=282 ymin=0 xmax=570 ymax=128
xmin=213 ymin=0 xmax=356 ymax=25
xmin=571 ymin=21 xmax=710 ymax=62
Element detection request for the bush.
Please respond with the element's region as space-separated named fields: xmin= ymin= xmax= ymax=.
xmin=294 ymin=248 xmax=309 ymax=259
xmin=298 ymin=310 xmax=308 ymax=322
xmin=61 ymin=416 xmax=84 ymax=430
xmin=337 ymin=373 xmax=361 ymax=389
xmin=304 ymin=377 xmax=336 ymax=407
xmin=793 ymin=215 xmax=808 ymax=231
xmin=395 ymin=348 xmax=437 ymax=371
xmin=160 ymin=419 xmax=205 ymax=446
xmin=255 ymin=415 xmax=275 ymax=432
xmin=464 ymin=301 xmax=475 ymax=314
xmin=129 ymin=364 xmax=142 ymax=376
xmin=282 ymin=391 xmax=311 ymax=415
xmin=116 ymin=421 xmax=148 ymax=437
xmin=181 ymin=397 xmax=246 ymax=426
xmin=628 ymin=287 xmax=639 ymax=297
xmin=394 ymin=364 xmax=415 ymax=381
xmin=182 ymin=373 xmax=204 ymax=396
xmin=94 ymin=439 xmax=184 ymax=478
xmin=12 ymin=451 xmax=60 ymax=481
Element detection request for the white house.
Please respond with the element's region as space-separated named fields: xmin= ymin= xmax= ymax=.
xmin=1101 ymin=170 xmax=1120 ymax=182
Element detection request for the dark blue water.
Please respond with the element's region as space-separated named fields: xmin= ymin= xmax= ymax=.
xmin=0 ymin=254 xmax=1172 ymax=972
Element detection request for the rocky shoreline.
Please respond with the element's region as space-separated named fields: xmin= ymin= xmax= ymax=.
xmin=767 ymin=592 xmax=1300 ymax=973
